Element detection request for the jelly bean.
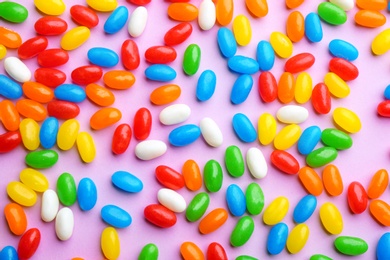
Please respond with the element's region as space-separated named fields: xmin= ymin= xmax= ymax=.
xmin=231 ymin=74 xmax=253 ymax=104
xmin=385 ymin=85 xmax=390 ymax=99
xmin=86 ymin=83 xmax=115 ymax=107
xmin=88 ymin=47 xmax=119 ymax=67
xmin=4 ymin=203 xmax=27 ymax=235
xmin=104 ymin=70 xmax=136 ymax=90
xmin=318 ymin=2 xmax=347 ymax=25
xmin=61 ymin=26 xmax=90 ymax=51
xmin=55 ymin=207 xmax=74 ymax=241
xmin=145 ymin=64 xmax=176 ymax=82
xmin=263 ymin=196 xmax=289 ymax=225
xmin=183 ymin=44 xmax=201 ymax=76
xmin=101 ymin=205 xmax=132 ymax=228
xmin=286 ymin=11 xmax=305 ymax=43
xmin=135 ymin=140 xmax=167 ymax=160
xmin=217 ymin=28 xmax=236 ymax=59
xmin=17 ymin=228 xmax=40 ymax=259
xmin=298 ymin=167 xmax=323 ymax=196
xmin=20 ymin=168 xmax=49 ymax=192
xmin=335 ymin=236 xmax=368 ymax=256
xmin=155 ymin=165 xmax=185 ymax=190
xmin=197 ymin=70 xmax=216 ymax=101
xmin=258 ymin=113 xmax=277 ymax=145
xmin=90 ymin=107 xmax=122 ymax=130
xmin=159 ymin=104 xmax=191 ymax=125
xmin=20 ymin=118 xmax=40 ymax=151
xmin=112 ymin=171 xmax=142 ymax=193
xmin=199 ymin=117 xmax=223 ymax=147
xmin=267 ymin=223 xmax=288 ymax=255
xmin=356 ymin=0 xmax=387 ymax=10
xmin=0 ymin=44 xmax=6 ymax=59
xmin=370 ymin=199 xmax=390 ymax=226
xmin=71 ymin=66 xmax=102 ymax=86
xmin=230 ymin=216 xmax=254 ymax=247
xmin=312 ymin=83 xmax=331 ymax=114
xmin=245 ymin=183 xmax=264 ymax=215
xmin=54 ymin=84 xmax=86 ymax=103
xmin=180 ymin=242 xmax=204 ymax=260
xmin=0 ymin=27 xmax=22 ymax=48
xmin=34 ymin=0 xmax=65 ymax=15
xmin=306 ymin=147 xmax=338 ymax=168
xmin=48 ymin=101 xmax=80 ymax=120
xmin=232 ymin=15 xmax=251 ymax=46
xmin=228 ymin=56 xmax=259 ymax=75
xmin=41 ymin=189 xmax=59 ymax=222
xmin=377 ymin=233 xmax=390 ymax=259
xmin=199 ymin=208 xmax=228 ymax=234
xmin=286 ymin=223 xmax=309 ymax=254
xmin=321 ymin=128 xmax=352 ymax=150
xmin=274 ymin=124 xmax=301 ymax=150
xmin=323 ymin=164 xmax=343 ymax=196
xmin=18 ymin=36 xmax=48 ymax=60
xmin=235 ymin=256 xmax=258 ymax=260
xmin=158 ymin=188 xmax=187 ymax=213
xmin=329 ymin=39 xmax=359 ymax=62
xmin=0 ymin=246 xmax=18 ymax=260
xmin=145 ymin=46 xmax=176 ymax=64
xmin=34 ymin=16 xmax=68 ymax=36
xmin=38 ymin=48 xmax=69 ymax=67
xmin=121 ymin=39 xmax=140 ymax=70
xmin=257 ymin=41 xmax=275 ymax=71
xmin=139 ymin=244 xmax=158 ymax=260
xmin=246 ymin=0 xmax=268 ymax=17
xmin=111 ymin=124 xmax=132 ymax=155
xmin=168 ymin=3 xmax=198 ymax=21
xmin=330 ymin=0 xmax=354 ymax=10
xmin=17 ymin=99 xmax=47 ymax=122
xmin=293 ymin=195 xmax=317 ymax=223
xmin=355 ymin=10 xmax=386 ymax=28
xmin=333 ymin=107 xmax=361 ymax=133
xmin=57 ymin=173 xmax=76 ymax=207
xmin=104 ymin=6 xmax=128 ymax=34
xmin=76 ymin=132 xmax=95 ymax=163
xmin=368 ymin=169 xmax=388 ymax=199
xmin=225 ymin=145 xmax=244 ymax=177
xmin=0 ymin=131 xmax=21 ymax=153
xmin=278 ymin=72 xmax=295 ymax=104
xmin=232 ymin=113 xmax=257 ymax=143
xmin=270 ymin=32 xmax=293 ymax=59
xmin=226 ymin=184 xmax=246 ymax=216
xmin=297 ymin=125 xmax=321 ymax=155
xmin=144 ymin=204 xmax=177 ymax=228
xmin=310 ymin=254 xmax=332 ymax=260
xmin=77 ymin=177 xmax=97 ymax=211
xmin=0 ymin=74 xmax=22 ymax=99
xmin=22 ymin=82 xmax=53 ymax=104
xmin=169 ymin=124 xmax=201 ymax=147
xmin=204 ymin=159 xmax=223 ymax=192
xmin=133 ymin=107 xmax=151 ymax=141
xmin=207 ymin=242 xmax=227 ymax=260
xmin=25 ymin=149 xmax=58 ymax=168
xmin=198 ymin=0 xmax=216 ymax=30
xmin=164 ymin=22 xmax=193 ymax=46
xmin=348 ymin=181 xmax=368 ymax=214
xmin=258 ymin=71 xmax=278 ymax=103
xmin=377 ymin=100 xmax=390 ymax=117
xmin=101 ymin=227 xmax=120 ymax=260
xmin=286 ymin=0 xmax=304 ymax=9
xmin=128 ymin=7 xmax=148 ymax=37
xmin=150 ymin=84 xmax=181 ymax=105
xmin=320 ymin=202 xmax=343 ymax=234
xmin=70 ymin=5 xmax=99 ymax=28
xmin=127 ymin=0 xmax=151 ymax=5
xmin=373 ymin=29 xmax=390 ymax=55
xmin=276 ymin=105 xmax=308 ymax=124
xmin=7 ymin=181 xmax=37 ymax=207
xmin=4 ymin=57 xmax=31 ymax=83
xmin=216 ymin=0 xmax=233 ymax=26
xmin=35 ymin=68 xmax=66 ymax=88
xmin=87 ymin=0 xmax=118 ymax=11
xmin=329 ymin=58 xmax=359 ymax=81
xmin=305 ymin=13 xmax=323 ymax=43
xmin=0 ymin=100 xmax=19 ymax=131
xmin=186 ymin=192 xmax=210 ymax=222
xmin=182 ymin=159 xmax=202 ymax=191
xmin=0 ymin=2 xmax=28 ymax=23
xmin=270 ymin=150 xmax=300 ymax=175
xmin=285 ymin=53 xmax=315 ymax=73
xmin=246 ymin=147 xmax=267 ymax=179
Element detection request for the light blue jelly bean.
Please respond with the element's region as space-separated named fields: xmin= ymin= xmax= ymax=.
xmin=231 ymin=74 xmax=253 ymax=105
xmin=39 ymin=117 xmax=59 ymax=149
xmin=217 ymin=27 xmax=237 ymax=58
xmin=226 ymin=184 xmax=246 ymax=217
xmin=257 ymin=41 xmax=275 ymax=71
xmin=377 ymin=232 xmax=390 ymax=260
xmin=293 ymin=195 xmax=317 ymax=223
xmin=267 ymin=223 xmax=288 ymax=255
xmin=101 ymin=204 xmax=132 ymax=228
xmin=145 ymin=64 xmax=176 ymax=82
xmin=232 ymin=113 xmax=257 ymax=143
xmin=77 ymin=177 xmax=97 ymax=211
xmin=228 ymin=55 xmax=259 ymax=74
xmin=305 ymin=12 xmax=323 ymax=43
xmin=111 ymin=171 xmax=143 ymax=193
xmin=384 ymin=85 xmax=390 ymax=100
xmin=297 ymin=125 xmax=321 ymax=155
xmin=329 ymin=39 xmax=359 ymax=61
xmin=104 ymin=6 xmax=128 ymax=34
xmin=169 ymin=124 xmax=201 ymax=147
xmin=0 ymin=245 xmax=18 ymax=260
xmin=0 ymin=74 xmax=22 ymax=99
xmin=196 ymin=70 xmax=216 ymax=102
xmin=54 ymin=84 xmax=86 ymax=103
xmin=87 ymin=47 xmax=119 ymax=67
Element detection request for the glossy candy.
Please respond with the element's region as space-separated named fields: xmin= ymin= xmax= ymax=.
xmin=286 ymin=224 xmax=310 ymax=254
xmin=22 ymin=81 xmax=53 ymax=103
xmin=370 ymin=199 xmax=390 ymax=226
xmin=183 ymin=44 xmax=201 ymax=76
xmin=0 ymin=2 xmax=28 ymax=23
xmin=101 ymin=205 xmax=132 ymax=228
xmin=207 ymin=242 xmax=227 ymax=260
xmin=54 ymin=84 xmax=86 ymax=103
xmin=355 ymin=10 xmax=386 ymax=28
xmin=186 ymin=192 xmax=210 ymax=222
xmin=112 ymin=171 xmax=143 ymax=193
xmin=104 ymin=6 xmax=128 ymax=34
xmin=77 ymin=177 xmax=97 ymax=211
xmin=306 ymin=147 xmax=338 ymax=167
xmin=76 ymin=132 xmax=95 ymax=163
xmin=377 ymin=233 xmax=390 ymax=259
xmin=61 ymin=26 xmax=90 ymax=51
xmin=20 ymin=118 xmax=40 ymax=151
xmin=258 ymin=71 xmax=278 ymax=102
xmin=204 ymin=159 xmax=223 ymax=192
xmin=38 ymin=48 xmax=69 ymax=67
xmin=225 ymin=145 xmax=244 ymax=177
xmin=320 ymin=202 xmax=343 ymax=234
xmin=334 ymin=236 xmax=368 ymax=256
xmin=246 ymin=182 xmax=265 ymax=215
xmin=230 ymin=216 xmax=254 ymax=247
xmin=258 ymin=113 xmax=277 ymax=145
xmin=0 ymin=100 xmax=20 ymax=131
xmin=104 ymin=70 xmax=135 ymax=90
xmin=276 ymin=105 xmax=308 ymax=124
xmin=267 ymin=223 xmax=288 ymax=255
xmin=25 ymin=150 xmax=58 ymax=168
xmin=199 ymin=208 xmax=228 ymax=234
xmin=297 ymin=125 xmax=321 ymax=155
xmin=20 ymin=168 xmax=49 ymax=192
xmin=198 ymin=0 xmax=216 ymax=30
xmin=330 ymin=0 xmax=355 ymax=10
xmin=310 ymin=254 xmax=332 ymax=260
xmin=321 ymin=128 xmax=352 ymax=150
xmin=168 ymin=3 xmax=198 ymax=21
xmin=71 ymin=65 xmax=102 ymax=85
xmin=121 ymin=39 xmax=140 ymax=70
xmin=87 ymin=0 xmax=118 ymax=12
xmin=145 ymin=46 xmax=176 ymax=64
xmin=4 ymin=57 xmax=31 ymax=83
xmin=34 ymin=17 xmax=68 ymax=35
xmin=0 ymin=44 xmax=5 ymax=59
xmin=150 ymin=84 xmax=181 ymax=105
xmin=217 ymin=28 xmax=237 ymax=58
xmin=274 ymin=124 xmax=301 ymax=150
xmin=112 ymin=124 xmax=132 ymax=155
xmin=133 ymin=107 xmax=151 ymax=141
xmin=0 ymin=75 xmax=22 ymax=99
xmin=7 ymin=181 xmax=37 ymax=207
xmin=169 ymin=124 xmax=201 ymax=146
xmin=246 ymin=147 xmax=267 ymax=179
xmin=235 ymin=256 xmax=257 ymax=260
xmin=35 ymin=68 xmax=66 ymax=87
xmin=139 ymin=243 xmax=158 ymax=260
xmin=286 ymin=11 xmax=305 ymax=43
xmin=57 ymin=173 xmax=76 ymax=206
xmin=226 ymin=184 xmax=246 ymax=216
xmin=17 ymin=228 xmax=41 ymax=259
xmin=232 ymin=113 xmax=257 ymax=143
xmin=263 ymin=196 xmax=289 ymax=225
xmin=333 ymin=107 xmax=361 ymax=133
xmin=155 ymin=165 xmax=185 ymax=190
xmin=378 ymin=100 xmax=390 ymax=117
xmin=145 ymin=64 xmax=176 ymax=82
xmin=34 ymin=0 xmax=65 ymax=15
xmin=0 ymin=246 xmax=18 ymax=260
xmin=233 ymin=15 xmax=251 ymax=46
xmin=293 ymin=195 xmax=317 ymax=223
xmin=16 ymin=99 xmax=47 ymax=122
xmin=312 ymin=83 xmax=331 ymax=114
xmin=4 ymin=203 xmax=27 ymax=235
xmin=55 ymin=207 xmax=74 ymax=241
xmin=270 ymin=32 xmax=293 ymax=58
xmin=144 ymin=204 xmax=177 ymax=228
xmin=348 ymin=182 xmax=368 ymax=214
xmin=88 ymin=47 xmax=119 ymax=67
xmin=159 ymin=104 xmax=191 ymax=125
xmin=228 ymin=56 xmax=259 ymax=75
xmin=200 ymin=117 xmax=222 ymax=146
xmin=0 ymin=27 xmax=21 ymax=48
xmin=329 ymin=58 xmax=359 ymax=81
xmin=128 ymin=7 xmax=148 ymax=37
xmin=323 ymin=164 xmax=343 ymax=196
xmin=197 ymin=70 xmax=216 ymax=101
xmin=48 ymin=101 xmax=80 ymax=120
xmin=368 ymin=169 xmax=388 ymax=199
xmin=257 ymin=41 xmax=275 ymax=71
xmin=231 ymin=74 xmax=253 ymax=104
xmin=305 ymin=13 xmax=323 ymax=43
xmin=135 ymin=140 xmax=167 ymax=160
xmin=0 ymin=131 xmax=21 ymax=153
xmin=216 ymin=0 xmax=233 ymax=26
xmin=18 ymin=36 xmax=48 ymax=59
xmin=329 ymin=40 xmax=358 ymax=62
xmin=278 ymin=72 xmax=295 ymax=103
xmin=356 ymin=0 xmax=387 ymax=10
xmin=246 ymin=0 xmax=268 ymax=17
xmin=298 ymin=167 xmax=323 ymax=196
xmin=90 ymin=108 xmax=122 ymax=130
xmin=164 ymin=22 xmax=193 ymax=46
xmin=285 ymin=53 xmax=315 ymax=73
xmin=271 ymin=150 xmax=300 ymax=174
xmin=182 ymin=160 xmax=202 ymax=191
xmin=41 ymin=189 xmax=59 ymax=222
xmin=286 ymin=0 xmax=304 ymax=8
xmin=180 ymin=242 xmax=204 ymax=260
xmin=101 ymin=227 xmax=120 ymax=260
xmin=318 ymin=2 xmax=347 ymax=25
xmin=158 ymin=188 xmax=186 ymax=213
xmin=70 ymin=5 xmax=99 ymax=28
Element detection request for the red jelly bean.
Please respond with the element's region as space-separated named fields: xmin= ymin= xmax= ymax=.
xmin=377 ymin=100 xmax=390 ymax=117
xmin=329 ymin=58 xmax=359 ymax=81
xmin=70 ymin=5 xmax=99 ymax=28
xmin=284 ymin=53 xmax=315 ymax=73
xmin=47 ymin=100 xmax=80 ymax=119
xmin=121 ymin=39 xmax=140 ymax=70
xmin=37 ymin=49 xmax=69 ymax=67
xmin=71 ymin=65 xmax=103 ymax=85
xmin=34 ymin=68 xmax=66 ymax=88
xmin=133 ymin=107 xmax=152 ymax=140
xmin=0 ymin=131 xmax=21 ymax=153
xmin=18 ymin=36 xmax=48 ymax=60
xmin=144 ymin=204 xmax=177 ymax=228
xmin=34 ymin=16 xmax=68 ymax=36
xmin=17 ymin=228 xmax=41 ymax=259
xmin=348 ymin=181 xmax=368 ymax=214
xmin=126 ymin=0 xmax=151 ymax=5
xmin=207 ymin=242 xmax=228 ymax=260
xmin=270 ymin=150 xmax=300 ymax=175
xmin=112 ymin=123 xmax=132 ymax=155
xmin=164 ymin=22 xmax=193 ymax=46
xmin=155 ymin=165 xmax=185 ymax=190
xmin=145 ymin=46 xmax=177 ymax=64
xmin=258 ymin=71 xmax=278 ymax=103
xmin=312 ymin=83 xmax=331 ymax=114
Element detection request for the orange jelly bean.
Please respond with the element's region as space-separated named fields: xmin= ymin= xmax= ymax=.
xmin=150 ymin=84 xmax=181 ymax=105
xmin=168 ymin=3 xmax=198 ymax=22
xmin=16 ymin=99 xmax=47 ymax=122
xmin=180 ymin=242 xmax=205 ymax=260
xmin=182 ymin=159 xmax=202 ymax=191
xmin=86 ymin=83 xmax=115 ymax=106
xmin=286 ymin=0 xmax=304 ymax=9
xmin=322 ymin=164 xmax=343 ymax=196
xmin=0 ymin=27 xmax=22 ymax=48
xmin=286 ymin=11 xmax=305 ymax=43
xmin=199 ymin=208 xmax=228 ymax=234
xmin=4 ymin=203 xmax=27 ymax=236
xmin=367 ymin=169 xmax=389 ymax=199
xmin=103 ymin=70 xmax=135 ymax=90
xmin=22 ymin=81 xmax=54 ymax=103
xmin=90 ymin=107 xmax=122 ymax=130
xmin=370 ymin=199 xmax=390 ymax=226
xmin=0 ymin=100 xmax=20 ymax=131
xmin=216 ymin=0 xmax=234 ymax=26
xmin=356 ymin=0 xmax=387 ymax=10
xmin=245 ymin=0 xmax=268 ymax=18
xmin=298 ymin=166 xmax=323 ymax=196
xmin=354 ymin=10 xmax=386 ymax=28
xmin=278 ymin=72 xmax=295 ymax=103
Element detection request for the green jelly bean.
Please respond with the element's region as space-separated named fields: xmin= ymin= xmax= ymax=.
xmin=138 ymin=243 xmax=158 ymax=260
xmin=186 ymin=192 xmax=210 ymax=222
xmin=317 ymin=2 xmax=347 ymax=25
xmin=321 ymin=128 xmax=352 ymax=150
xmin=334 ymin=236 xmax=368 ymax=256
xmin=245 ymin=183 xmax=264 ymax=215
xmin=57 ymin=172 xmax=77 ymax=206
xmin=306 ymin=147 xmax=338 ymax=168
xmin=0 ymin=1 xmax=28 ymax=23
xmin=310 ymin=254 xmax=333 ymax=260
xmin=236 ymin=256 xmax=258 ymax=260
xmin=25 ymin=150 xmax=58 ymax=169
xmin=183 ymin=43 xmax=201 ymax=76
xmin=225 ymin=145 xmax=245 ymax=177
xmin=204 ymin=159 xmax=223 ymax=192
xmin=230 ymin=216 xmax=255 ymax=247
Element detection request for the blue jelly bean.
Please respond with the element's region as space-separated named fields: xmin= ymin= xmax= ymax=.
xmin=257 ymin=40 xmax=275 ymax=71
xmin=305 ymin=12 xmax=323 ymax=43
xmin=297 ymin=126 xmax=321 ymax=155
xmin=226 ymin=184 xmax=246 ymax=217
xmin=39 ymin=117 xmax=59 ymax=149
xmin=217 ymin=27 xmax=237 ymax=58
xmin=77 ymin=177 xmax=97 ymax=211
xmin=0 ymin=245 xmax=18 ymax=260
xmin=377 ymin=232 xmax=390 ymax=260
xmin=196 ymin=70 xmax=216 ymax=102
xmin=169 ymin=124 xmax=201 ymax=147
xmin=293 ymin=195 xmax=317 ymax=223
xmin=232 ymin=113 xmax=257 ymax=143
xmin=267 ymin=223 xmax=289 ymax=255
xmin=104 ymin=6 xmax=128 ymax=34
xmin=0 ymin=74 xmax=22 ymax=99
xmin=231 ymin=74 xmax=253 ymax=105
xmin=101 ymin=204 xmax=132 ymax=228
xmin=111 ymin=171 xmax=143 ymax=193
xmin=228 ymin=55 xmax=259 ymax=74
xmin=384 ymin=85 xmax=390 ymax=100
xmin=145 ymin=64 xmax=177 ymax=82
xmin=87 ymin=47 xmax=119 ymax=67
xmin=329 ymin=39 xmax=359 ymax=61
xmin=54 ymin=84 xmax=86 ymax=103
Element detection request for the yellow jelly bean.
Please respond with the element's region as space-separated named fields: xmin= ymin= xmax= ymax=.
xmin=20 ymin=118 xmax=40 ymax=151
xmin=258 ymin=113 xmax=277 ymax=145
xmin=20 ymin=168 xmax=49 ymax=192
xmin=245 ymin=0 xmax=268 ymax=18
xmin=270 ymin=32 xmax=293 ymax=58
xmin=333 ymin=107 xmax=362 ymax=133
xmin=274 ymin=124 xmax=301 ymax=150
xmin=263 ymin=196 xmax=289 ymax=225
xmin=0 ymin=44 xmax=6 ymax=60
xmin=295 ymin=72 xmax=312 ymax=104
xmin=7 ymin=181 xmax=37 ymax=207
xmin=76 ymin=132 xmax=96 ymax=163
xmin=57 ymin=119 xmax=80 ymax=151
xmin=101 ymin=227 xmax=120 ymax=260
xmin=372 ymin=28 xmax=390 ymax=55
xmin=34 ymin=0 xmax=66 ymax=16
xmin=232 ymin=15 xmax=251 ymax=46
xmin=86 ymin=0 xmax=118 ymax=12
xmin=61 ymin=26 xmax=91 ymax=51
xmin=319 ymin=202 xmax=343 ymax=235
xmin=324 ymin=72 xmax=350 ymax=98
xmin=286 ymin=223 xmax=310 ymax=254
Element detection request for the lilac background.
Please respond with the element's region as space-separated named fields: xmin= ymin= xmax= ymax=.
xmin=1 ymin=0 xmax=390 ymax=259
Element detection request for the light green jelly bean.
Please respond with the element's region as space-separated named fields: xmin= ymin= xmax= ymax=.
xmin=317 ymin=2 xmax=347 ymax=25
xmin=57 ymin=172 xmax=77 ymax=206
xmin=25 ymin=150 xmax=58 ymax=169
xmin=186 ymin=192 xmax=210 ymax=222
xmin=236 ymin=256 xmax=258 ymax=260
xmin=334 ymin=236 xmax=368 ymax=256
xmin=138 ymin=243 xmax=158 ymax=260
xmin=245 ymin=183 xmax=264 ymax=215
xmin=321 ymin=128 xmax=352 ymax=150
xmin=225 ymin=145 xmax=245 ymax=178
xmin=310 ymin=254 xmax=333 ymax=260
xmin=306 ymin=147 xmax=338 ymax=168
xmin=0 ymin=2 xmax=28 ymax=23
xmin=230 ymin=216 xmax=254 ymax=247
xmin=183 ymin=43 xmax=201 ymax=76
xmin=204 ymin=159 xmax=223 ymax=192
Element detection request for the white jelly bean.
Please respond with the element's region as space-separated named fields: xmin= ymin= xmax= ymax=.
xmin=4 ymin=57 xmax=31 ymax=83
xmin=246 ymin=147 xmax=268 ymax=179
xmin=199 ymin=117 xmax=223 ymax=147
xmin=329 ymin=0 xmax=354 ymax=11
xmin=157 ymin=188 xmax=187 ymax=213
xmin=135 ymin=140 xmax=167 ymax=160
xmin=128 ymin=6 xmax=148 ymax=37
xmin=198 ymin=0 xmax=216 ymax=31
xmin=55 ymin=207 xmax=74 ymax=241
xmin=276 ymin=105 xmax=309 ymax=124
xmin=41 ymin=189 xmax=59 ymax=222
xmin=159 ymin=104 xmax=191 ymax=125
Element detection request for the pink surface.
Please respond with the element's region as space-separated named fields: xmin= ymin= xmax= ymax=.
xmin=1 ymin=0 xmax=390 ymax=259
